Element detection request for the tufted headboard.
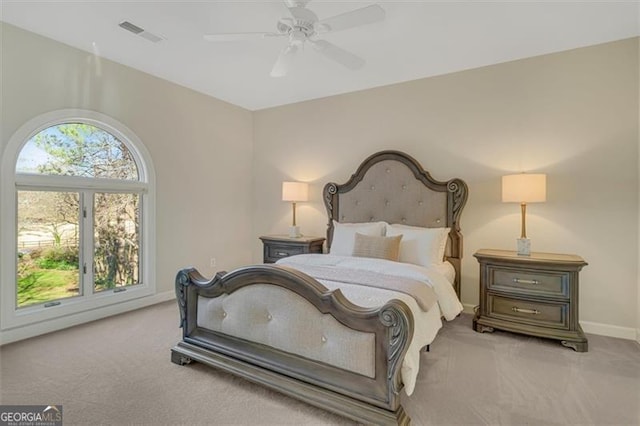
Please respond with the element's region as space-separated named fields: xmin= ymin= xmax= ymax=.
xmin=323 ymin=150 xmax=468 ymax=297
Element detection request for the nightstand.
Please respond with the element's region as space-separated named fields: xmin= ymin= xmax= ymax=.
xmin=473 ymin=249 xmax=588 ymax=352
xmin=259 ymin=235 xmax=325 ymax=263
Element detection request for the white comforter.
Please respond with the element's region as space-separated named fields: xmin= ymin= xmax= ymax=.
xmin=277 ymin=254 xmax=463 ymax=395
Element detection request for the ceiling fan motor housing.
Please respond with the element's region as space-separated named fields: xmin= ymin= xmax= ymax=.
xmin=289 ymin=7 xmax=318 ymax=34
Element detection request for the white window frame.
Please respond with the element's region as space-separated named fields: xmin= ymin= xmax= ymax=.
xmin=1 ymin=109 xmax=156 ymax=331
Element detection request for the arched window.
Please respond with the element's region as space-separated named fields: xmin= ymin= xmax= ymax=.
xmin=1 ymin=110 xmax=156 ymax=332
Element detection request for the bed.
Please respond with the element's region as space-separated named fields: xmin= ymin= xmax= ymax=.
xmin=171 ymin=150 xmax=468 ymax=425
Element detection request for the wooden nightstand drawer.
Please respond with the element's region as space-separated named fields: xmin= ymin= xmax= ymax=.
xmin=266 ymin=244 xmax=304 ymax=261
xmin=489 ymin=267 xmax=569 ymax=299
xmin=487 ymin=294 xmax=569 ymax=330
xmin=260 ymin=235 xmax=325 ymax=264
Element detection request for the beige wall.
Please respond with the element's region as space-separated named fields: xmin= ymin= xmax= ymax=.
xmin=0 ymin=23 xmax=254 ymax=297
xmin=253 ymin=38 xmax=640 ymax=334
xmin=2 ymin=22 xmax=639 ymax=338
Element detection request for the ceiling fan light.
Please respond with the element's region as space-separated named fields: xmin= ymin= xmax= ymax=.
xmin=289 ymin=30 xmax=306 ymax=45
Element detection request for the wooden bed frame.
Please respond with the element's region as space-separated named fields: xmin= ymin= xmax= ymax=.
xmin=171 ymin=151 xmax=468 ymax=425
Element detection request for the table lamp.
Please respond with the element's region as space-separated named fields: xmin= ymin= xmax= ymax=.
xmin=502 ymin=173 xmax=546 ymax=256
xmin=282 ymin=181 xmax=309 ymax=238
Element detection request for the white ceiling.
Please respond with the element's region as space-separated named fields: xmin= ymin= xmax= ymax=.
xmin=2 ymin=1 xmax=639 ymax=111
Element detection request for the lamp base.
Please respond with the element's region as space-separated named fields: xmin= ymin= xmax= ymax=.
xmin=516 ymin=238 xmax=531 ymax=256
xmin=288 ymin=225 xmax=302 ymax=238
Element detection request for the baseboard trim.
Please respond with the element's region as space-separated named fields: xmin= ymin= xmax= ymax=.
xmin=462 ymin=303 xmax=636 ymax=341
xmin=579 ymin=321 xmax=637 ymax=340
xmin=0 ymin=290 xmax=175 ymax=345
xmin=462 ymin=303 xmax=477 ymax=314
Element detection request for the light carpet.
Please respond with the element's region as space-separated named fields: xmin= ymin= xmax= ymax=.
xmin=1 ymin=301 xmax=639 ymax=425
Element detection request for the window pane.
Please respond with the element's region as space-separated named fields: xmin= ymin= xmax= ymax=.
xmin=94 ymin=193 xmax=140 ymax=292
xmin=17 ymin=191 xmax=80 ymax=308
xmin=16 ymin=123 xmax=139 ymax=180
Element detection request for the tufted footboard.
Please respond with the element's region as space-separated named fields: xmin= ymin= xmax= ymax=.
xmin=171 ymin=264 xmax=414 ymax=425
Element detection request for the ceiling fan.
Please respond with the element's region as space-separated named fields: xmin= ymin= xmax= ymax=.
xmin=203 ymin=0 xmax=385 ymax=77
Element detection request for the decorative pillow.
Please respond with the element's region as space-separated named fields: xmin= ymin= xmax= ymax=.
xmin=352 ymin=233 xmax=402 ymax=261
xmin=329 ymin=221 xmax=386 ymax=256
xmin=386 ymin=224 xmax=450 ymax=267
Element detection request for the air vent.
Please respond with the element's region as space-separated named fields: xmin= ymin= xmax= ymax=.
xmin=119 ymin=21 xmax=143 ymax=34
xmin=119 ymin=21 xmax=164 ymax=43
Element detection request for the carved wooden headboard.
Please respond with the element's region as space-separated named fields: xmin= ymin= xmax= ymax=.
xmin=323 ymin=150 xmax=468 ymax=296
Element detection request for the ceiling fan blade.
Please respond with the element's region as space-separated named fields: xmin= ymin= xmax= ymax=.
xmin=311 ymin=39 xmax=365 ymax=70
xmin=317 ymin=4 xmax=385 ymax=33
xmin=203 ymin=32 xmax=282 ymax=42
xmin=270 ymin=44 xmax=299 ymax=77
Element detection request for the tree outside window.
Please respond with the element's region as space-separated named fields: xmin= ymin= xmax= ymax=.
xmin=16 ymin=123 xmax=142 ymax=308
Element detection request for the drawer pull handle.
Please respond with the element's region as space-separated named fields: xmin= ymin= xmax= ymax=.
xmin=276 ymin=252 xmax=288 ymax=256
xmin=512 ymin=306 xmax=540 ymax=315
xmin=513 ymin=278 xmax=539 ymax=285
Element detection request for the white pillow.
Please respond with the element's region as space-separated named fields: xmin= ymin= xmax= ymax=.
xmin=330 ymin=221 xmax=386 ymax=256
xmin=386 ymin=224 xmax=450 ymax=267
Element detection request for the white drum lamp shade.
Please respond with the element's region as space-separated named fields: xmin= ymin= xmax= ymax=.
xmin=282 ymin=182 xmax=309 ymax=203
xmin=502 ymin=174 xmax=546 ymax=204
